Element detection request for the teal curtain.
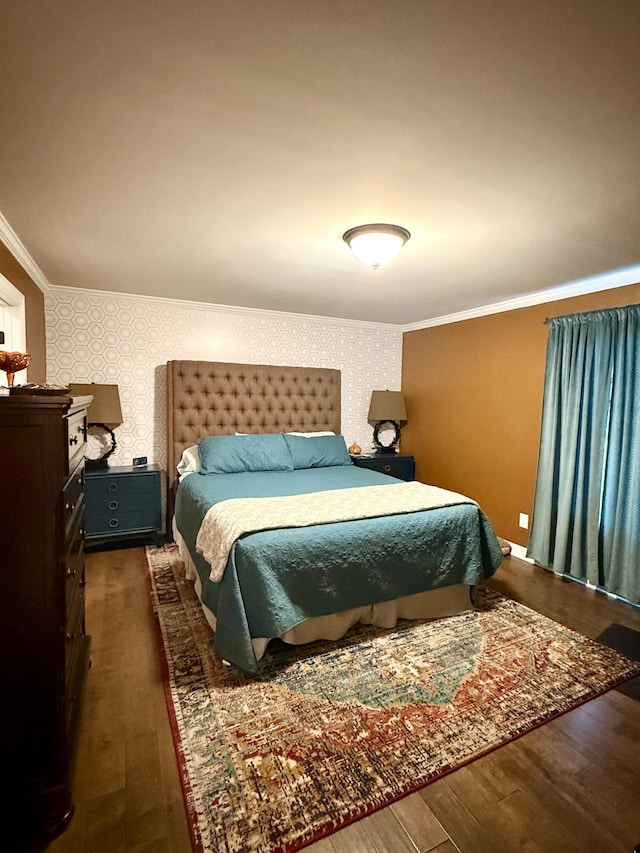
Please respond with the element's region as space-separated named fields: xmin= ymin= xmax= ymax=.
xmin=527 ymin=304 xmax=640 ymax=604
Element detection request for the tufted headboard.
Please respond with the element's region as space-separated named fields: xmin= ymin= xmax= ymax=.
xmin=166 ymin=360 xmax=341 ymax=503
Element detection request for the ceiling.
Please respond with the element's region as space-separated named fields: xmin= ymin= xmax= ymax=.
xmin=1 ymin=0 xmax=639 ymax=325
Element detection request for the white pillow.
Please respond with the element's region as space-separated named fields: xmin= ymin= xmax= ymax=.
xmin=287 ymin=431 xmax=336 ymax=438
xmin=237 ymin=431 xmax=335 ymax=438
xmin=176 ymin=445 xmax=200 ymax=478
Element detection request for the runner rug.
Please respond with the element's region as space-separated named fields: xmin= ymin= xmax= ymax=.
xmin=145 ymin=544 xmax=640 ymax=853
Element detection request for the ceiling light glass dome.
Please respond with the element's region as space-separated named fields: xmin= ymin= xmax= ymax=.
xmin=343 ymin=223 xmax=411 ymax=269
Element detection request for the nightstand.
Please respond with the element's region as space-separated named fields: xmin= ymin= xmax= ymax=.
xmin=351 ymin=453 xmax=415 ymax=481
xmin=84 ymin=464 xmax=165 ymax=549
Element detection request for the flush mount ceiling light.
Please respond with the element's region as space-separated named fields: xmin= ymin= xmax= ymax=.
xmin=342 ymin=223 xmax=411 ymax=269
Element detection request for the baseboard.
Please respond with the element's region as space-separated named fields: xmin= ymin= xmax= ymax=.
xmin=505 ymin=541 xmax=534 ymax=563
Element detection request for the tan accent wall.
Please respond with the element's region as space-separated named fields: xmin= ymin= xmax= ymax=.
xmin=0 ymin=242 xmax=46 ymax=383
xmin=401 ymin=282 xmax=640 ymax=546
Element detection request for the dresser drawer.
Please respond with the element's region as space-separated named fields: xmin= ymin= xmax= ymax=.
xmin=65 ymin=582 xmax=85 ymax=680
xmin=63 ymin=463 xmax=84 ymax=540
xmin=66 ymin=409 xmax=87 ymax=473
xmin=64 ymin=518 xmax=84 ymax=617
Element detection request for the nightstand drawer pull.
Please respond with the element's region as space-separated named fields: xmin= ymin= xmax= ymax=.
xmin=108 ymin=500 xmax=119 ymax=510
xmin=384 ymin=464 xmax=391 ymax=473
xmin=67 ymin=566 xmax=78 ymax=577
xmin=108 ymin=483 xmax=118 ymax=493
xmin=108 ymin=518 xmax=119 ymax=528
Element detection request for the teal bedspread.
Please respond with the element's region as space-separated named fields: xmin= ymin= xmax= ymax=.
xmin=175 ymin=466 xmax=503 ymax=672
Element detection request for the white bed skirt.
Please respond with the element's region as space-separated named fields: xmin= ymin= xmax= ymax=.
xmin=172 ymin=519 xmax=476 ymax=662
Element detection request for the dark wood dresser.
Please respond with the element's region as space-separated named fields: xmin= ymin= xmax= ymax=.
xmin=0 ymin=394 xmax=92 ymax=842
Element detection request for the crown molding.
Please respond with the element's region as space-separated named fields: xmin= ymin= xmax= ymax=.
xmin=401 ymin=265 xmax=640 ymax=332
xmin=48 ymin=284 xmax=402 ymax=332
xmin=14 ymin=218 xmax=640 ymax=330
xmin=0 ymin=211 xmax=51 ymax=293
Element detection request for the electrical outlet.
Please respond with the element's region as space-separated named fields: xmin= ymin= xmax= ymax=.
xmin=519 ymin=512 xmax=529 ymax=529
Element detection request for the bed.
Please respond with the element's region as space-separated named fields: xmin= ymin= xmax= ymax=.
xmin=167 ymin=360 xmax=503 ymax=672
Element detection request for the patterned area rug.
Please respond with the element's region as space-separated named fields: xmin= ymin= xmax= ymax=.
xmin=145 ymin=544 xmax=640 ymax=853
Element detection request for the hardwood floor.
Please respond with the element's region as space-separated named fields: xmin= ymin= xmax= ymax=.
xmin=46 ymin=549 xmax=640 ymax=853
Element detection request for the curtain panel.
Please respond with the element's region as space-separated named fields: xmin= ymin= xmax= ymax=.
xmin=527 ymin=304 xmax=640 ymax=604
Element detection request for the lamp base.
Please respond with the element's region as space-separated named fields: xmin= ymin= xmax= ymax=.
xmin=85 ymin=457 xmax=109 ymax=470
xmin=85 ymin=422 xmax=117 ymax=470
xmin=372 ymin=420 xmax=401 ymax=453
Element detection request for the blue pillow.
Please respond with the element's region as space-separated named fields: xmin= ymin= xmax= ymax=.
xmin=197 ymin=434 xmax=293 ymax=474
xmin=283 ymin=434 xmax=352 ymax=469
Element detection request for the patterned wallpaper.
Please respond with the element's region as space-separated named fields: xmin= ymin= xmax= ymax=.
xmin=45 ymin=287 xmax=403 ymax=472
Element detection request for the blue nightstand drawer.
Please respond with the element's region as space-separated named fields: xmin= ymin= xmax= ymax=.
xmin=85 ymin=505 xmax=161 ymax=536
xmin=350 ymin=453 xmax=415 ymax=481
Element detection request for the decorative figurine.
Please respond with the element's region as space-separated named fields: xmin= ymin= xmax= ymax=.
xmin=0 ymin=350 xmax=31 ymax=387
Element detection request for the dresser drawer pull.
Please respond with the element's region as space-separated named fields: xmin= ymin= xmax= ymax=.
xmin=66 ymin=631 xmax=76 ymax=640
xmin=67 ymin=566 xmax=78 ymax=577
xmin=108 ymin=500 xmax=119 ymax=510
xmin=109 ymin=518 xmax=119 ymax=528
xmin=384 ymin=464 xmax=391 ymax=473
xmin=108 ymin=483 xmax=118 ymax=493
xmin=69 ymin=435 xmax=79 ymax=446
xmin=65 ymin=501 xmax=74 ymax=513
